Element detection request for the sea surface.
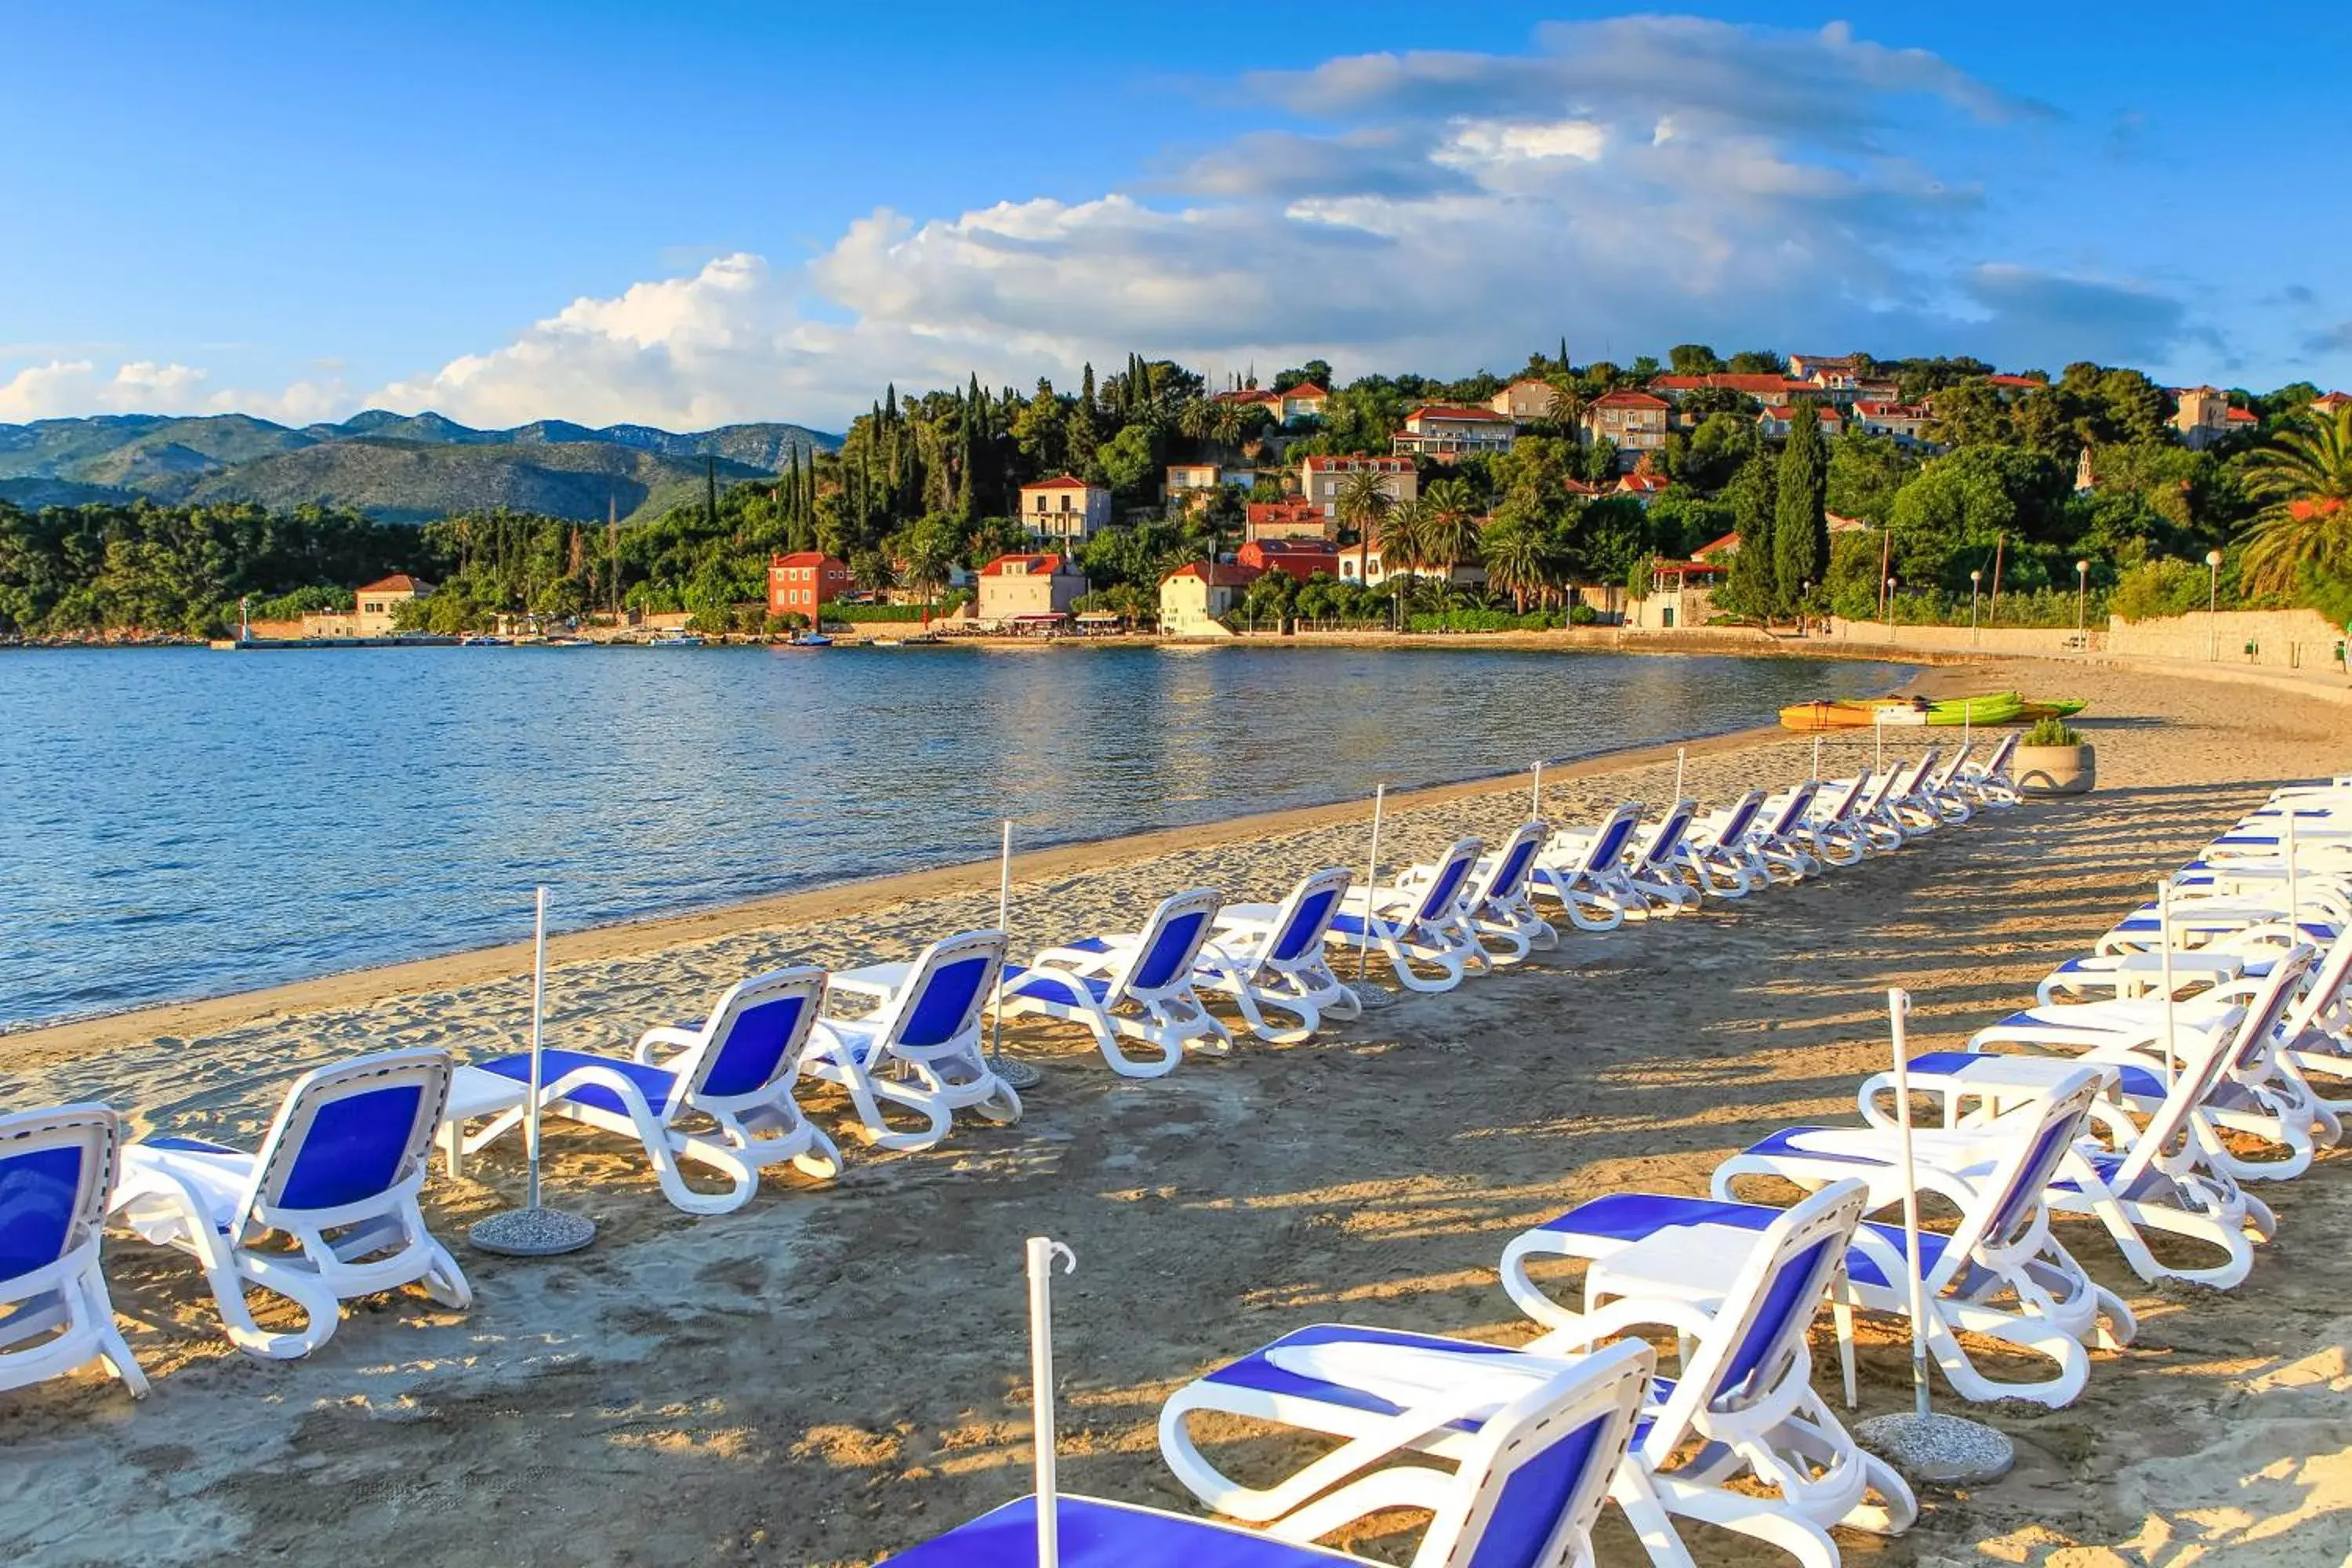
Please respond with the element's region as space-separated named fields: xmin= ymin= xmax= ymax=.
xmin=0 ymin=644 xmax=1905 ymax=1029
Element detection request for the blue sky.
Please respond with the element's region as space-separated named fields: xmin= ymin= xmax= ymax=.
xmin=4 ymin=3 xmax=2347 ymax=430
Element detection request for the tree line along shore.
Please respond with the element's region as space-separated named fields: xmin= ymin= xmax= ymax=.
xmin=2 ymin=343 xmax=2345 ymax=644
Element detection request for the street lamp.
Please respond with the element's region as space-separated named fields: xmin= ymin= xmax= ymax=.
xmin=1800 ymin=579 xmax=1812 ymax=636
xmin=1969 ymin=569 xmax=1981 ymax=644
xmin=2075 ymin=558 xmax=2090 ymax=634
xmin=2205 ymin=549 xmax=2224 ymax=659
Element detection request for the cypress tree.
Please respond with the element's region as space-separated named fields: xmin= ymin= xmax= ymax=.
xmin=1773 ymin=402 xmax=1830 ymax=610
xmin=1558 ymin=336 xmax=1570 ymax=372
xmin=1726 ymin=452 xmax=1780 ymax=617
xmin=1080 ymin=361 xmax=1096 ymax=410
xmin=704 ymin=456 xmax=718 ymax=529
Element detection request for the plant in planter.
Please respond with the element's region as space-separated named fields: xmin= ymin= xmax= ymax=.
xmin=2014 ymin=716 xmax=2096 ymax=796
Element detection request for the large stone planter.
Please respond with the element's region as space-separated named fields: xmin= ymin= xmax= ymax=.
xmin=2014 ymin=742 xmax=2096 ymax=796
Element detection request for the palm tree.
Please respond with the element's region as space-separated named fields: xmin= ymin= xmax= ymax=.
xmin=2239 ymin=407 xmax=2352 ymax=596
xmin=1418 ymin=477 xmax=1484 ymax=615
xmin=1374 ymin=498 xmax=1428 ymax=629
xmin=1482 ymin=516 xmax=1557 ymax=615
xmin=899 ymin=532 xmax=957 ymax=623
xmin=1335 ymin=467 xmax=1395 ymax=588
xmin=1176 ymin=396 xmax=1218 ymax=450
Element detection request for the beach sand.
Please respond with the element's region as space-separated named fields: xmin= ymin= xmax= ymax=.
xmin=2 ymin=655 xmax=2348 ymax=1566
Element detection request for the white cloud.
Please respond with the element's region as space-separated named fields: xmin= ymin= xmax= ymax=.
xmin=7 ymin=16 xmax=2243 ymax=430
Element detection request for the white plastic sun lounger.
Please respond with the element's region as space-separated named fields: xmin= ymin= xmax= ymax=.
xmin=883 ymin=1339 xmax=1664 ymax=1568
xmin=804 ymin=929 xmax=1022 ymax=1151
xmin=1305 ymin=836 xmax=1488 ymax=993
xmin=1749 ymin=782 xmax=1824 ymax=883
xmin=1432 ymin=819 xmax=1558 ymax=965
xmin=998 ymin=887 xmax=1233 ymax=1077
xmin=1708 ymin=1067 xmax=2132 ymax=1407
xmin=1795 ymin=774 xmax=1873 ymax=867
xmin=1623 ymin=799 xmax=1705 ymax=913
xmin=464 ymin=967 xmax=841 ymax=1214
xmin=1192 ymin=867 xmax=1359 ymax=1044
xmin=1174 ymin=1180 xmax=1908 ymax=1568
xmin=0 ymin=1105 xmax=147 ymax=1398
xmin=1867 ymin=962 xmax=2312 ymax=1290
xmin=112 ymin=1048 xmax=470 ymax=1360
xmin=1527 ymin=803 xmax=1646 ymax=931
xmin=1682 ymin=789 xmax=1770 ymax=899
xmin=1951 ymin=732 xmax=2021 ymax=807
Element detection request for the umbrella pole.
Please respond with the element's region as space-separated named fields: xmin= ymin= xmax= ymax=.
xmin=1673 ymin=746 xmax=1686 ymax=801
xmin=466 ymin=887 xmax=596 ymax=1256
xmin=1026 ymin=1236 xmax=1075 ymax=1568
xmin=525 ymin=885 xmax=546 ymax=1211
xmin=990 ymin=820 xmax=1040 ymax=1090
xmin=2158 ymin=878 xmax=2177 ymax=1089
xmin=1357 ymin=784 xmax=1385 ymax=982
xmin=1530 ymin=760 xmax=1542 ymax=822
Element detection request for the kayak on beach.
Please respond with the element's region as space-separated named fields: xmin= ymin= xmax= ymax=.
xmin=1777 ymin=691 xmax=2083 ymax=731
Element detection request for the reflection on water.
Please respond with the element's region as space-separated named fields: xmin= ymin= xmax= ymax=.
xmin=0 ymin=644 xmax=1903 ymax=1028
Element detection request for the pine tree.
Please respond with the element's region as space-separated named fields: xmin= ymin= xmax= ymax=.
xmin=1726 ymin=452 xmax=1780 ymax=617
xmin=1773 ymin=403 xmax=1830 ymax=609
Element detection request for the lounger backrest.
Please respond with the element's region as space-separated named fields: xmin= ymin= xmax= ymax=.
xmin=686 ymin=967 xmax=829 ymax=1108
xmin=0 ymin=1105 xmax=119 ymax=1290
xmin=884 ymin=929 xmax=1008 ymax=1052
xmin=1761 ymin=781 xmax=1818 ymax=837
xmin=2290 ymin=928 xmax=2352 ymax=1037
xmin=1934 ymin=744 xmax=1973 ymax=786
xmin=242 ymin=1048 xmax=452 ymax=1225
xmin=2131 ymin=945 xmax=2318 ymax=1174
xmin=1905 ymin=749 xmax=1941 ymax=795
xmin=1817 ymin=774 xmax=1868 ymax=823
xmin=1653 ymin=1180 xmax=1866 ymax=1449
xmin=1116 ymin=887 xmax=1224 ymax=996
xmin=1708 ymin=790 xmax=1765 ymax=848
xmin=1635 ymin=799 xmax=1697 ymax=869
xmin=1410 ymin=1337 xmax=1651 ymax=1568
xmin=1479 ymin=821 xmax=1548 ymax=906
xmin=1410 ymin=838 xmax=1485 ymax=927
xmin=1263 ymin=868 xmax=1352 ymax=966
xmin=1976 ymin=731 xmax=2019 ymax=782
xmin=1945 ymin=1069 xmax=2106 ymax=1270
xmin=1570 ymin=804 xmax=1642 ymax=874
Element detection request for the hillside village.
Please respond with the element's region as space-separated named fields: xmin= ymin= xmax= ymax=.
xmin=2 ymin=344 xmax=2347 ymax=644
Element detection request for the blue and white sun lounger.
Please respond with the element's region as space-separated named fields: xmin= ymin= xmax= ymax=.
xmin=1319 ymin=836 xmax=1488 ymax=993
xmin=0 ymin=1105 xmax=147 ymax=1398
xmin=1528 ymin=804 xmax=1645 ymax=931
xmin=112 ymin=1048 xmax=470 ymax=1360
xmin=804 ymin=930 xmax=1022 ymax=1152
xmin=1951 ymin=732 xmax=2021 ymax=808
xmin=999 ymin=887 xmax=1232 ymax=1077
xmin=1748 ymin=782 xmax=1824 ymax=884
xmin=1708 ymin=1067 xmax=2131 ymax=1407
xmin=1196 ymin=868 xmax=1359 ymax=1044
xmin=887 ymin=1338 xmax=1661 ymax=1568
xmin=1682 ymin=790 xmax=1770 ymax=899
xmin=1796 ymin=775 xmax=1873 ymax=867
xmin=1623 ymin=799 xmax=1704 ymax=914
xmin=467 ymin=966 xmax=841 ymax=1214
xmin=1439 ymin=820 xmax=1558 ymax=965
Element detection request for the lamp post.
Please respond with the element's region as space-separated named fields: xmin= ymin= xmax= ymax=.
xmin=2205 ymin=549 xmax=2224 ymax=659
xmin=1969 ymin=569 xmax=1981 ymax=644
xmin=2075 ymin=558 xmax=2090 ymax=635
xmin=1800 ymin=579 xmax=1812 ymax=636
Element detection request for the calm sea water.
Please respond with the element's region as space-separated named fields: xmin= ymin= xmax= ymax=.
xmin=0 ymin=644 xmax=1904 ymax=1029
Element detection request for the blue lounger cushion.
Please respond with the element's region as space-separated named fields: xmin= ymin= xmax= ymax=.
xmin=877 ymin=1495 xmax=1361 ymax=1568
xmin=1537 ymin=1190 xmax=1955 ymax=1294
xmin=478 ymin=1049 xmax=677 ymax=1118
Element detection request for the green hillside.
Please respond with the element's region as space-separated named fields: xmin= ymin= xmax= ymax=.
xmin=178 ymin=439 xmax=769 ymax=525
xmin=0 ymin=409 xmax=837 ymax=524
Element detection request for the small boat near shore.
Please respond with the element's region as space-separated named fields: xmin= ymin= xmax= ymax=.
xmin=1777 ymin=690 xmax=2081 ymax=731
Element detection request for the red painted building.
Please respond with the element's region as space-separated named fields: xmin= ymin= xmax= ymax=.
xmin=768 ymin=552 xmax=853 ymax=619
xmin=1236 ymin=539 xmax=1341 ymax=581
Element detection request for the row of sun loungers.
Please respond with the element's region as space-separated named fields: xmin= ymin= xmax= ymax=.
xmin=875 ymin=768 xmax=2352 ymax=1567
xmin=0 ymin=735 xmax=2025 ymax=1399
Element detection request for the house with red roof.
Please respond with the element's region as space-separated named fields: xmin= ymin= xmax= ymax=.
xmin=1243 ymin=497 xmax=1332 ymax=542
xmin=2170 ymin=386 xmax=2248 ymax=451
xmin=1627 ymin=560 xmax=1725 ymax=632
xmin=1580 ymin=390 xmax=1670 ymax=466
xmin=2313 ymin=390 xmax=2352 ymax=419
xmin=1017 ymin=475 xmax=1112 ymax=543
xmin=1236 ymin=538 xmax=1341 ymax=581
xmin=1488 ymin=379 xmax=1559 ymax=422
xmin=767 ymin=552 xmax=853 ymax=619
xmin=1211 ymin=386 xmax=1283 ymax=412
xmin=297 ymin=573 xmax=434 ymax=637
xmin=1757 ymin=403 xmax=1846 ymax=441
xmin=1278 ymin=383 xmax=1330 ymax=422
xmin=977 ymin=552 xmax=1088 ymax=626
xmin=1159 ymin=561 xmax=1263 ymax=637
xmin=1392 ymin=403 xmax=1517 ymax=459
xmin=1646 ymin=372 xmax=1813 ymax=404
xmin=1852 ymin=401 xmax=1934 ymax=444
xmin=1298 ymin=453 xmax=1417 ymax=517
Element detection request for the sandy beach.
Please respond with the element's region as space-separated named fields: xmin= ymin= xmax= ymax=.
xmin=3 ymin=654 xmax=2349 ymax=1566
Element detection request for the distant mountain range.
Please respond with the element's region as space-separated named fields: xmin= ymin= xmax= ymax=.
xmin=0 ymin=411 xmax=841 ymax=524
